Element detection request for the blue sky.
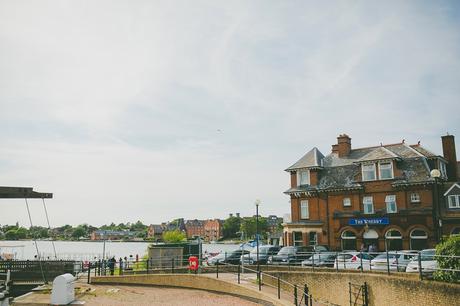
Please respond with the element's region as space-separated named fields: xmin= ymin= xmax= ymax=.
xmin=0 ymin=1 xmax=459 ymax=227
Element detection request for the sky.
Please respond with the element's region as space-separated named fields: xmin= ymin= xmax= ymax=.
xmin=1 ymin=1 xmax=459 ymax=227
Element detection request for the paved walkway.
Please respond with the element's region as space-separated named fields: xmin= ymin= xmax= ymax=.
xmin=202 ymin=272 xmax=325 ymax=306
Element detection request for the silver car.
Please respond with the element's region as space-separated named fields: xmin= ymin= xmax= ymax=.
xmin=370 ymin=251 xmax=417 ymax=272
xmin=406 ymin=249 xmax=438 ymax=274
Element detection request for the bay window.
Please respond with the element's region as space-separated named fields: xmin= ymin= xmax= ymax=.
xmin=300 ymin=200 xmax=309 ymax=219
xmin=385 ymin=195 xmax=397 ymax=213
xmin=363 ymin=196 xmax=374 ymax=214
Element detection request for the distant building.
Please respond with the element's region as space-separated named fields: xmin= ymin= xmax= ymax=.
xmin=267 ymin=215 xmax=283 ymax=234
xmin=203 ymin=219 xmax=223 ymax=241
xmin=185 ymin=219 xmax=205 ymax=238
xmin=147 ymin=224 xmax=165 ymax=241
xmin=165 ymin=218 xmax=186 ymax=232
xmin=90 ymin=230 xmax=137 ymax=241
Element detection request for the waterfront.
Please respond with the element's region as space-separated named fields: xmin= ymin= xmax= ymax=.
xmin=0 ymin=240 xmax=242 ymax=260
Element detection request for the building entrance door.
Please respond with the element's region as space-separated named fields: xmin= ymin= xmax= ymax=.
xmin=363 ymin=229 xmax=379 ymax=252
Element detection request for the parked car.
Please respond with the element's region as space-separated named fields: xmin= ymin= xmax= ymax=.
xmin=370 ymin=251 xmax=417 ymax=272
xmin=334 ymin=252 xmax=375 ymax=270
xmin=240 ymin=245 xmax=281 ymax=265
xmin=207 ymin=249 xmax=250 ymax=266
xmin=268 ymin=246 xmax=314 ymax=265
xmin=406 ymin=249 xmax=438 ymax=274
xmin=301 ymin=252 xmax=337 ymax=267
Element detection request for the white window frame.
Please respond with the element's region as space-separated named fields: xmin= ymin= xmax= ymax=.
xmin=385 ymin=195 xmax=397 ymax=213
xmin=362 ymin=164 xmax=376 ymax=181
xmin=297 ymin=170 xmax=310 ymax=186
xmin=363 ymin=196 xmax=374 ymax=214
xmin=448 ymin=195 xmax=460 ymax=209
xmin=379 ymin=162 xmax=394 ymax=180
xmin=410 ymin=193 xmax=420 ymax=203
xmin=440 ymin=161 xmax=447 ymax=179
xmin=343 ymin=197 xmax=351 ymax=207
xmin=300 ymin=200 xmax=309 ymax=219
xmin=293 ymin=231 xmax=303 ymax=246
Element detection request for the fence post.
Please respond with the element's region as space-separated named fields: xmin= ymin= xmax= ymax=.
xmin=360 ymin=251 xmax=363 ymax=272
xmin=146 ymin=259 xmax=149 ymax=274
xmin=312 ymin=253 xmax=315 ymax=271
xmin=309 ymin=294 xmax=313 ymax=306
xmin=238 ymin=264 xmax=241 ymax=284
xmin=171 ymin=258 xmax=174 ymax=274
xmin=336 ymin=252 xmax=339 ymax=272
xmin=363 ymin=282 xmax=369 ymax=306
xmin=294 ymin=284 xmax=298 ymax=306
xmin=258 ymin=270 xmax=261 ymax=291
xmin=216 ymin=260 xmax=219 ymax=278
xmin=418 ymin=251 xmax=423 ymax=280
xmin=348 ymin=282 xmax=351 ymax=306
xmin=277 ymin=277 xmax=281 ymax=299
xmin=304 ymin=284 xmax=308 ymax=306
xmin=87 ymin=263 xmax=91 ymax=284
xmin=386 ymin=250 xmax=390 ymax=275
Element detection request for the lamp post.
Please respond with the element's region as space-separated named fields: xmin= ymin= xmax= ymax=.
xmin=255 ymin=199 xmax=260 ymax=271
xmin=430 ymin=169 xmax=442 ymax=242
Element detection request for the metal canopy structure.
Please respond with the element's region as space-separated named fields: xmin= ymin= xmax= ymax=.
xmin=0 ymin=186 xmax=52 ymax=199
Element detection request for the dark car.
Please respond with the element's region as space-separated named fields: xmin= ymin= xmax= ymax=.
xmin=240 ymin=245 xmax=281 ymax=265
xmin=207 ymin=249 xmax=250 ymax=266
xmin=268 ymin=246 xmax=315 ymax=265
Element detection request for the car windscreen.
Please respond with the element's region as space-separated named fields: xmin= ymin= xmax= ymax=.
xmin=420 ymin=250 xmax=435 ymax=261
xmin=278 ymin=247 xmax=295 ymax=255
xmin=250 ymin=247 xmax=270 ymax=254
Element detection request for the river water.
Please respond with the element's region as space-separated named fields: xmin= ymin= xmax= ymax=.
xmin=0 ymin=240 xmax=244 ymax=261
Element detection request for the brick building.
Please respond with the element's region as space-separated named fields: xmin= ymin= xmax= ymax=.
xmin=203 ymin=219 xmax=223 ymax=242
xmin=185 ymin=219 xmax=205 ymax=238
xmin=147 ymin=224 xmax=164 ymax=241
xmin=283 ymin=134 xmax=459 ymax=251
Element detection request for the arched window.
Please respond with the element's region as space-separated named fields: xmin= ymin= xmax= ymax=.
xmin=341 ymin=230 xmax=356 ymax=251
xmin=410 ymin=229 xmax=428 ymax=250
xmin=451 ymin=227 xmax=460 ymax=236
xmin=385 ymin=229 xmax=403 ymax=251
xmin=363 ymin=229 xmax=379 ymax=252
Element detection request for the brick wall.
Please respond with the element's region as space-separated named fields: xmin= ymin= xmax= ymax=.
xmin=263 ymin=270 xmax=460 ymax=306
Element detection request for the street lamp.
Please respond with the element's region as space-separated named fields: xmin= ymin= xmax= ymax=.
xmin=430 ymin=169 xmax=442 ymax=242
xmin=255 ymin=199 xmax=261 ymax=271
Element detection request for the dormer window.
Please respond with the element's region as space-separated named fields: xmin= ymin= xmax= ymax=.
xmin=362 ymin=164 xmax=376 ymax=181
xmin=440 ymin=161 xmax=447 ymax=179
xmin=379 ymin=162 xmax=394 ymax=179
xmin=298 ymin=170 xmax=310 ymax=186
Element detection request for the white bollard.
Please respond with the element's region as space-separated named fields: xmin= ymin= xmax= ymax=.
xmin=50 ymin=274 xmax=75 ymax=305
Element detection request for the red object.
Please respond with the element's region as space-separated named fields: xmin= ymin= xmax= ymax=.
xmin=189 ymin=256 xmax=199 ymax=271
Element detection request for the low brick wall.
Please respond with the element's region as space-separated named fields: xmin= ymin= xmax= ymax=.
xmin=263 ymin=271 xmax=460 ymax=306
xmin=91 ymin=274 xmax=290 ymax=306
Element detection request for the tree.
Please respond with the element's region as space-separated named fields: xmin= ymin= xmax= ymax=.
xmin=72 ymin=227 xmax=86 ymax=239
xmin=162 ymin=230 xmax=186 ymax=243
xmin=240 ymin=217 xmax=268 ymax=239
xmin=434 ymin=235 xmax=460 ymax=283
xmin=223 ymin=217 xmax=241 ymax=239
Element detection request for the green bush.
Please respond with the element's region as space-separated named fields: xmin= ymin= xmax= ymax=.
xmin=162 ymin=230 xmax=186 ymax=243
xmin=434 ymin=235 xmax=460 ymax=283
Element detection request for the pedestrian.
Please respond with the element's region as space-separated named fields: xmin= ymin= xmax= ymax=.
xmin=108 ymin=256 xmax=116 ymax=275
xmin=360 ymin=243 xmax=365 ymax=252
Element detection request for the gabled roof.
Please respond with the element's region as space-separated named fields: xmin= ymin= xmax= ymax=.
xmin=285 ymin=147 xmax=324 ymax=171
xmin=357 ymin=146 xmax=399 ymax=162
xmin=444 ymin=183 xmax=460 ymax=196
xmin=410 ymin=144 xmax=437 ymax=157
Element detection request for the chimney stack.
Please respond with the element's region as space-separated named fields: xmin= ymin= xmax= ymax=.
xmin=441 ymin=134 xmax=458 ymax=181
xmin=333 ymin=134 xmax=352 ymax=157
